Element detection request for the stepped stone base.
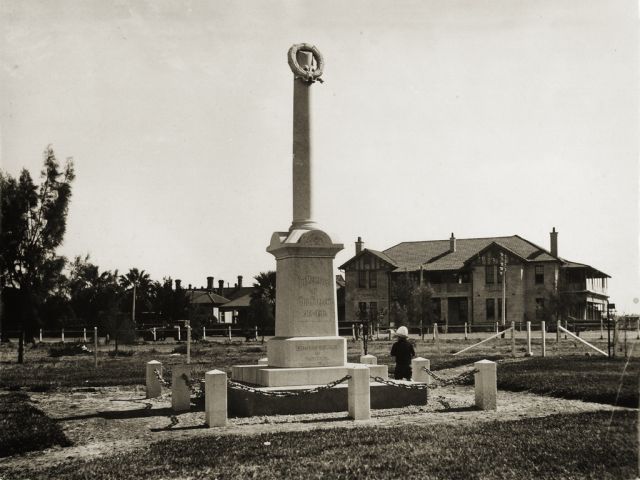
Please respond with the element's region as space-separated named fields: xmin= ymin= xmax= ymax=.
xmin=228 ymin=381 xmax=428 ymax=417
xmin=231 ymin=363 xmax=388 ymax=387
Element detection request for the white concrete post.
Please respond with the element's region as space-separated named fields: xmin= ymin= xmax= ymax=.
xmin=176 ymin=326 xmax=181 ymax=341
xmin=39 ymin=328 xmax=43 ymax=342
xmin=203 ymin=326 xmax=206 ymax=341
xmin=61 ymin=328 xmax=65 ymax=343
xmin=258 ymin=357 xmax=269 ymax=365
xmin=94 ymin=327 xmax=98 ymax=367
xmin=556 ymin=320 xmax=561 ymax=343
xmin=474 ymin=360 xmax=497 ymax=410
xmin=525 ymin=321 xmax=532 ymax=356
xmin=255 ymin=325 xmax=258 ymax=339
xmin=152 ymin=327 xmax=157 ymax=341
xmin=352 ymin=324 xmax=356 ymax=340
xmin=205 ymin=369 xmax=227 ymax=427
xmin=348 ymin=365 xmax=371 ymax=421
xmin=83 ymin=328 xmax=87 ymax=342
xmin=510 ymin=321 xmax=516 ymax=356
xmin=434 ymin=323 xmax=440 ymax=351
xmin=464 ymin=322 xmax=468 ymax=340
xmin=171 ymin=365 xmax=191 ymax=412
xmin=541 ymin=321 xmax=546 ymax=357
xmin=186 ymin=322 xmax=191 ymax=365
xmin=146 ymin=360 xmax=162 ymax=398
xmin=412 ymin=357 xmax=430 ymax=385
xmin=228 ymin=325 xmax=232 ymax=340
xmin=360 ymin=354 xmax=377 ymax=365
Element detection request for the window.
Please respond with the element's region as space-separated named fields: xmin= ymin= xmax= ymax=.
xmin=358 ymin=302 xmax=367 ymax=314
xmin=485 ymin=266 xmax=495 ymax=285
xmin=369 ymin=302 xmax=378 ymax=320
xmin=369 ymin=271 xmax=377 ymax=289
xmin=535 ymin=265 xmax=544 ymax=285
xmin=496 ymin=265 xmax=504 ymax=284
xmin=358 ymin=271 xmax=367 ymax=288
xmin=486 ymin=298 xmax=495 ymax=321
xmin=535 ymin=298 xmax=545 ymax=319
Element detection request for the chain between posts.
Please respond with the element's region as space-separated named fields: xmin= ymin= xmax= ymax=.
xmin=154 ymin=368 xmax=171 ymax=387
xmin=370 ymin=376 xmax=430 ymax=390
xmin=226 ymin=375 xmax=352 ymax=397
xmin=421 ymin=367 xmax=479 ymax=387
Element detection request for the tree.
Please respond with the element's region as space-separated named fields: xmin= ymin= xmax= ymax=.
xmin=0 ymin=146 xmax=74 ymax=362
xmin=409 ymin=284 xmax=435 ymax=338
xmin=119 ymin=268 xmax=152 ymax=327
xmin=249 ymin=271 xmax=276 ymax=343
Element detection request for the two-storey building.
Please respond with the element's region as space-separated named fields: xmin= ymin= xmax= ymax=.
xmin=339 ymin=229 xmax=609 ymax=327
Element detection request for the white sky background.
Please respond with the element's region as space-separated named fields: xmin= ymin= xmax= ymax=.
xmin=1 ymin=0 xmax=638 ymax=313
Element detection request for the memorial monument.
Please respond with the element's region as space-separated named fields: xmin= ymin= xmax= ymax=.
xmin=231 ymin=44 xmax=387 ymax=388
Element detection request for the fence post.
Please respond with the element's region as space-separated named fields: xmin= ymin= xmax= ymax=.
xmin=152 ymin=327 xmax=157 ymax=341
xmin=434 ymin=323 xmax=440 ymax=352
xmin=175 ymin=326 xmax=181 ymax=341
xmin=637 ymin=318 xmax=640 ymax=340
xmin=474 ymin=359 xmax=497 ymax=410
xmin=525 ymin=321 xmax=532 ymax=356
xmin=146 ymin=360 xmax=162 ymax=398
xmin=510 ymin=321 xmax=516 ymax=357
xmin=39 ymin=328 xmax=43 ymax=343
xmin=61 ymin=328 xmax=65 ymax=343
xmin=202 ymin=327 xmax=206 ymax=341
xmin=228 ymin=325 xmax=232 ymax=340
xmin=171 ymin=365 xmax=191 ymax=412
xmin=83 ymin=328 xmax=87 ymax=342
xmin=564 ymin=320 xmax=568 ymax=339
xmin=600 ymin=319 xmax=604 ymax=339
xmin=205 ymin=369 xmax=227 ymax=427
xmin=464 ymin=322 xmax=468 ymax=340
xmin=495 ymin=322 xmax=498 ymax=334
xmin=352 ymin=324 xmax=356 ymax=341
xmin=255 ymin=325 xmax=258 ymax=340
xmin=186 ymin=322 xmax=191 ymax=364
xmin=412 ymin=357 xmax=430 ymax=385
xmin=348 ymin=365 xmax=371 ymax=420
xmin=541 ymin=321 xmax=546 ymax=357
xmin=360 ymin=354 xmax=377 ymax=365
xmin=94 ymin=327 xmax=98 ymax=367
xmin=556 ymin=320 xmax=561 ymax=343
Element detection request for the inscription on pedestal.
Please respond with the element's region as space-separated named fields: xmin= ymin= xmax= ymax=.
xmin=297 ymin=275 xmax=332 ymax=322
xmin=296 ymin=343 xmax=339 ymax=363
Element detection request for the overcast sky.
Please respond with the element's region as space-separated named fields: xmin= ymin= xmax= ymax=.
xmin=1 ymin=0 xmax=638 ymax=313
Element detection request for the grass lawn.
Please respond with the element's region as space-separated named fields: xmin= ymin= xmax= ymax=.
xmin=5 ymin=411 xmax=635 ymax=480
xmin=498 ymin=356 xmax=640 ymax=407
xmin=0 ymin=392 xmax=71 ymax=457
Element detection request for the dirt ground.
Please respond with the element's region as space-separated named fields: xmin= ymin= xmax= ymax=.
xmin=0 ymin=364 xmax=631 ymax=472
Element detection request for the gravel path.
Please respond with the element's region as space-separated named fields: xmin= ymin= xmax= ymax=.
xmin=0 ymin=366 xmax=632 ymax=472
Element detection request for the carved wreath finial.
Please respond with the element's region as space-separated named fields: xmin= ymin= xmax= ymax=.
xmin=288 ymin=43 xmax=324 ymax=83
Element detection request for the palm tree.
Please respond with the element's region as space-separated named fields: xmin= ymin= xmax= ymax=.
xmin=119 ymin=268 xmax=152 ymax=327
xmin=250 ymin=271 xmax=276 ymax=343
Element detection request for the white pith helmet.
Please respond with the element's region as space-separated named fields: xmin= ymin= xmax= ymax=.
xmin=395 ymin=326 xmax=409 ymax=338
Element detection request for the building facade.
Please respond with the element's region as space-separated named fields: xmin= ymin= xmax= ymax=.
xmin=339 ymin=230 xmax=609 ymax=327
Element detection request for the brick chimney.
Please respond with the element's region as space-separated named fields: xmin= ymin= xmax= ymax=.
xmin=175 ymin=279 xmax=182 ymax=290
xmin=218 ymin=279 xmax=224 ymax=295
xmin=550 ymin=227 xmax=558 ymax=257
xmin=355 ymin=236 xmax=364 ymax=255
xmin=237 ymin=275 xmax=243 ymax=288
xmin=449 ymin=233 xmax=456 ymax=253
xmin=206 ymin=276 xmax=214 ymax=290
xmin=188 ymin=283 xmax=192 ymax=290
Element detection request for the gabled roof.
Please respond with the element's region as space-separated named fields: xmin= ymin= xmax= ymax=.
xmin=186 ymin=290 xmax=229 ymax=305
xmin=381 ymin=235 xmax=561 ymax=272
xmin=219 ymin=292 xmax=252 ymax=309
xmin=339 ymin=248 xmax=397 ymax=270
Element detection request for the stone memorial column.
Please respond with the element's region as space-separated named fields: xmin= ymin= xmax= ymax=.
xmin=266 ymin=44 xmax=345 ymax=370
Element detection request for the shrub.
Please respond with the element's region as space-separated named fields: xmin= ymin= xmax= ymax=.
xmin=49 ymin=342 xmax=92 ymax=358
xmin=107 ymin=349 xmax=134 ymax=357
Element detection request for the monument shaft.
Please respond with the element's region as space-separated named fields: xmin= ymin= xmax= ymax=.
xmin=291 ymin=51 xmax=314 ymax=231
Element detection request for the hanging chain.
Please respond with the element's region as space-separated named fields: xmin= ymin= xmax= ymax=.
xmin=370 ymin=376 xmax=430 ymax=390
xmin=154 ymin=368 xmax=171 ymax=387
xmin=422 ymin=367 xmax=478 ymax=387
xmin=226 ymin=375 xmax=351 ymax=397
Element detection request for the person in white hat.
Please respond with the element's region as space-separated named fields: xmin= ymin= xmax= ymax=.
xmin=390 ymin=326 xmax=416 ymax=380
